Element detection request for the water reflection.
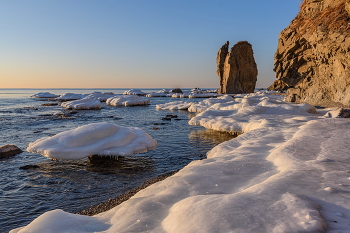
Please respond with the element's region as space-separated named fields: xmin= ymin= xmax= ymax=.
xmin=189 ymin=129 xmax=238 ymax=146
xmin=87 ymin=155 xmax=155 ymax=174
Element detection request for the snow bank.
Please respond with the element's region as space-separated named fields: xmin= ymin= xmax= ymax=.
xmin=13 ymin=93 xmax=350 ymax=233
xmin=123 ymin=89 xmax=147 ymax=95
xmin=189 ymin=93 xmax=317 ymax=133
xmin=156 ymin=101 xmax=193 ymax=110
xmin=106 ymin=95 xmax=150 ymax=106
xmin=56 ymin=93 xmax=87 ymax=101
xmin=60 ymin=98 xmax=101 ymax=110
xmin=30 ymin=92 xmax=59 ymax=98
xmin=26 ymin=122 xmax=157 ymax=160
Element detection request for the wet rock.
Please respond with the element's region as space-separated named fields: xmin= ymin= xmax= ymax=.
xmin=0 ymin=144 xmax=22 ymax=157
xmin=41 ymin=103 xmax=58 ymax=106
xmin=152 ymin=122 xmax=168 ymax=125
xmin=171 ymin=88 xmax=183 ymax=93
xmin=162 ymin=117 xmax=172 ymax=121
xmin=166 ymin=115 xmax=178 ymax=118
xmin=19 ymin=164 xmax=40 ymax=170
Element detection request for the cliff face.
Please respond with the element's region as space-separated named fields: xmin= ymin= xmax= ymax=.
xmin=217 ymin=41 xmax=258 ymax=94
xmin=272 ymin=0 xmax=350 ymax=107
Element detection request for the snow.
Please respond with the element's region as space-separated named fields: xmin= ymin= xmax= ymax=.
xmin=146 ymin=92 xmax=169 ymax=97
xmin=26 ymin=122 xmax=157 ymax=160
xmin=156 ymin=100 xmax=193 ymax=110
xmin=30 ymin=92 xmax=59 ymax=98
xmin=60 ymin=98 xmax=101 ymax=110
xmin=12 ymin=92 xmax=350 ymax=233
xmin=56 ymin=93 xmax=87 ymax=101
xmin=106 ymin=95 xmax=150 ymax=106
xmin=84 ymin=92 xmax=116 ymax=102
xmin=123 ymin=89 xmax=147 ymax=95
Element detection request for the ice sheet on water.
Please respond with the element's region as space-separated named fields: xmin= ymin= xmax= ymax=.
xmin=60 ymin=98 xmax=101 ymax=110
xmin=106 ymin=95 xmax=150 ymax=106
xmin=30 ymin=92 xmax=59 ymax=98
xmin=26 ymin=122 xmax=157 ymax=160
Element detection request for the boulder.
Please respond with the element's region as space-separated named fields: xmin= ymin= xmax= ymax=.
xmin=272 ymin=0 xmax=350 ymax=107
xmin=0 ymin=144 xmax=22 ymax=157
xmin=170 ymin=88 xmax=183 ymax=93
xmin=216 ymin=41 xmax=258 ymax=94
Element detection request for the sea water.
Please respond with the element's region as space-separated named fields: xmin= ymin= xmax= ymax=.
xmin=0 ymin=89 xmax=235 ymax=232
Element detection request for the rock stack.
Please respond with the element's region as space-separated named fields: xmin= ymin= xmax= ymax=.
xmin=270 ymin=0 xmax=350 ymax=107
xmin=216 ymin=41 xmax=258 ymax=94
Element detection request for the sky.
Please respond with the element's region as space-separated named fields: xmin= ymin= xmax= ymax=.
xmin=0 ymin=0 xmax=301 ymax=89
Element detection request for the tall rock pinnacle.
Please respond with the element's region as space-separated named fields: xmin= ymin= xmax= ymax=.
xmin=216 ymin=41 xmax=258 ymax=94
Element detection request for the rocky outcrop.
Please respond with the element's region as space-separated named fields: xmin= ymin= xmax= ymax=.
xmin=272 ymin=0 xmax=350 ymax=107
xmin=216 ymin=41 xmax=258 ymax=94
xmin=0 ymin=144 xmax=22 ymax=157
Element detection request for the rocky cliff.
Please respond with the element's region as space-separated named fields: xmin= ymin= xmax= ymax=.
xmin=271 ymin=0 xmax=350 ymax=107
xmin=216 ymin=41 xmax=258 ymax=94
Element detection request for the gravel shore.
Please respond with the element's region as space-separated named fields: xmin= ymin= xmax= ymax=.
xmin=76 ymin=170 xmax=179 ymax=216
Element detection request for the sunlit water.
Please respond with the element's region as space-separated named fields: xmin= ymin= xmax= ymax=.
xmin=0 ymin=89 xmax=236 ymax=232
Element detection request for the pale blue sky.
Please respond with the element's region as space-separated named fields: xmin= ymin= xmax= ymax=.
xmin=0 ymin=0 xmax=300 ymax=88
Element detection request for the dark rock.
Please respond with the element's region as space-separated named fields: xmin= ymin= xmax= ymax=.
xmin=19 ymin=164 xmax=40 ymax=170
xmin=166 ymin=115 xmax=178 ymax=118
xmin=162 ymin=117 xmax=172 ymax=121
xmin=41 ymin=103 xmax=58 ymax=106
xmin=171 ymin=88 xmax=183 ymax=93
xmin=0 ymin=144 xmax=22 ymax=157
xmin=217 ymin=41 xmax=258 ymax=94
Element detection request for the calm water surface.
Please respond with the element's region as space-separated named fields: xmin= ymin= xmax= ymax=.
xmin=0 ymin=89 xmax=235 ymax=232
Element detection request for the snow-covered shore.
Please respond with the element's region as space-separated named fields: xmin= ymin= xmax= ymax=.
xmin=11 ymin=92 xmax=350 ymax=233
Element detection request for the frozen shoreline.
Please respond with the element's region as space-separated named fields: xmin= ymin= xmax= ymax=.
xmin=11 ymin=92 xmax=350 ymax=233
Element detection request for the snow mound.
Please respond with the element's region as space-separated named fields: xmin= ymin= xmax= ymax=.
xmin=123 ymin=89 xmax=147 ymax=95
xmin=156 ymin=101 xmax=193 ymax=110
xmin=26 ymin=122 xmax=157 ymax=160
xmin=84 ymin=92 xmax=116 ymax=102
xmin=188 ymin=95 xmax=234 ymax=112
xmin=106 ymin=95 xmax=150 ymax=106
xmin=30 ymin=92 xmax=59 ymax=98
xmin=10 ymin=209 xmax=110 ymax=233
xmin=60 ymin=98 xmax=101 ymax=110
xmin=56 ymin=93 xmax=87 ymax=101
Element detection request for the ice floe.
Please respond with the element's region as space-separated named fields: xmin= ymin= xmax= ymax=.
xmin=83 ymin=92 xmax=116 ymax=102
xmin=106 ymin=95 xmax=150 ymax=106
xmin=123 ymin=89 xmax=147 ymax=95
xmin=12 ymin=92 xmax=350 ymax=233
xmin=56 ymin=93 xmax=87 ymax=101
xmin=30 ymin=92 xmax=59 ymax=98
xmin=26 ymin=122 xmax=157 ymax=160
xmin=156 ymin=100 xmax=193 ymax=110
xmin=60 ymin=98 xmax=101 ymax=110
